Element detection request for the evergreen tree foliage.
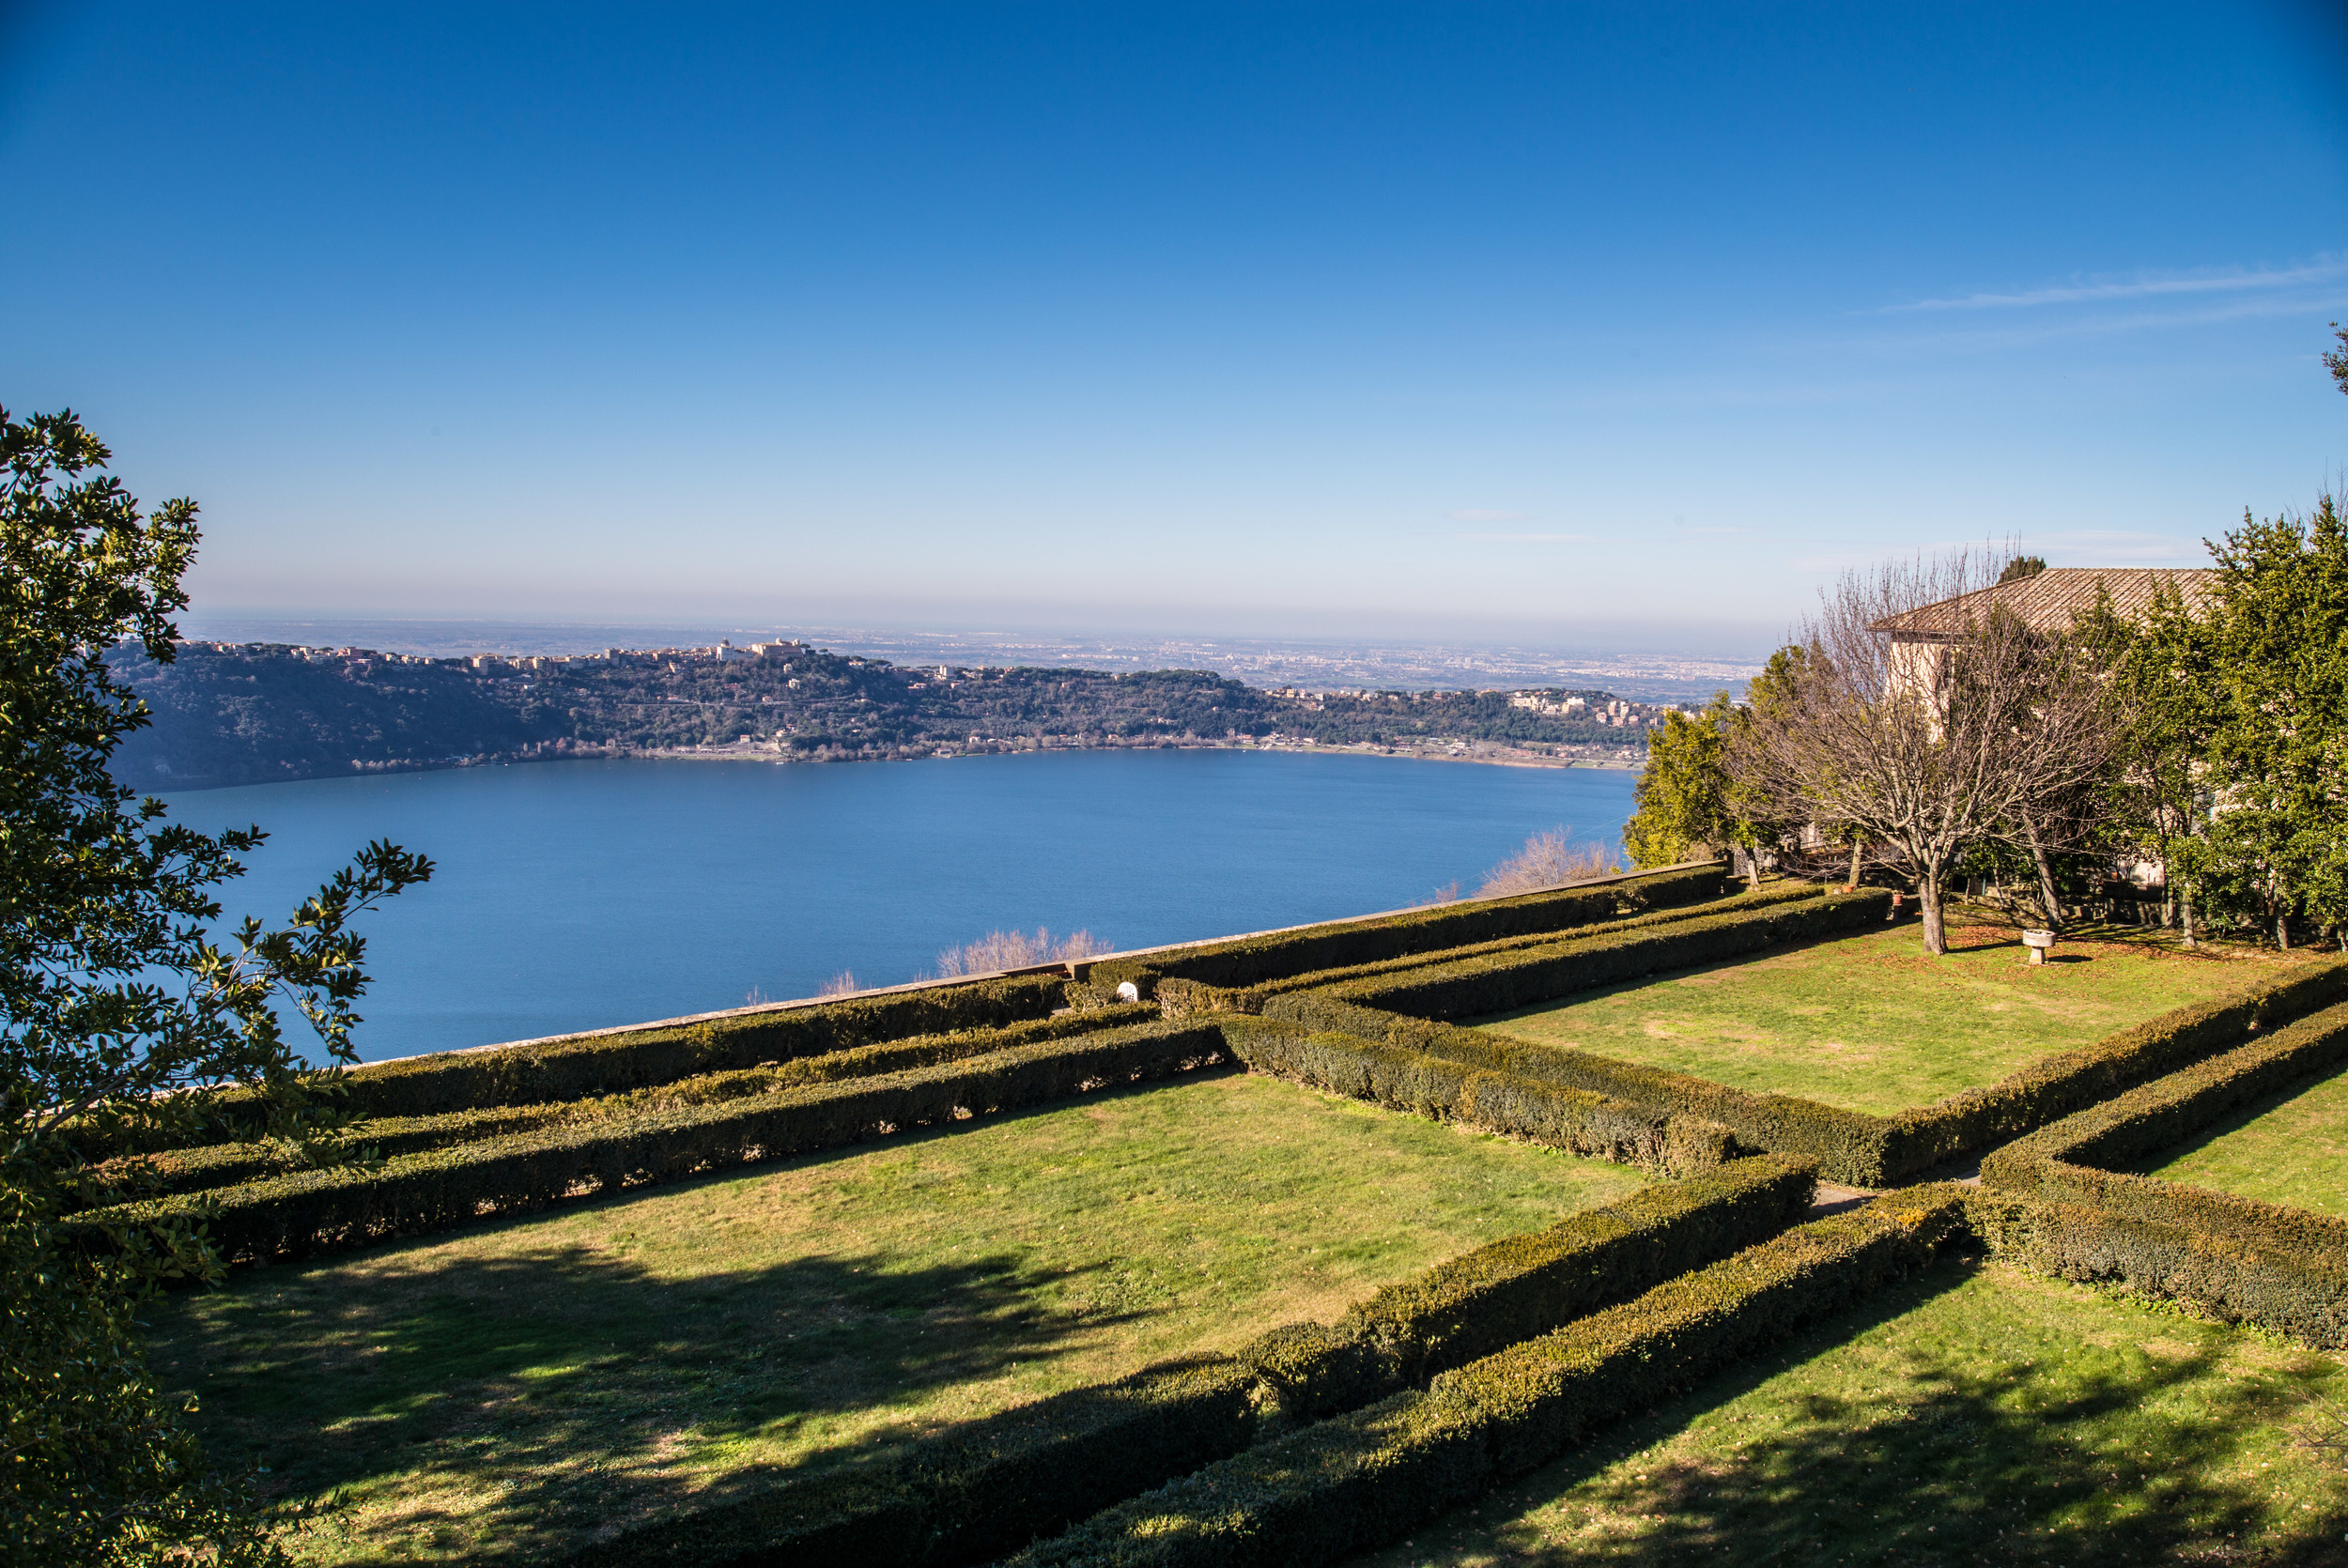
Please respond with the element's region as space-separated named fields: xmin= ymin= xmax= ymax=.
xmin=0 ymin=408 xmax=427 ymax=1565
xmin=1623 ymin=698 xmax=1733 ymax=869
xmin=1625 ymin=655 xmax=1801 ymax=884
xmin=2201 ymin=496 xmax=2348 ymax=946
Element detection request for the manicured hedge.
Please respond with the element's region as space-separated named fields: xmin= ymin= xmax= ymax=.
xmin=560 ymin=1355 xmax=1262 ymax=1568
xmin=79 ymin=1020 xmax=1227 ymax=1264
xmin=1154 ymin=881 xmax=1825 ymax=1018
xmin=1089 ymin=862 xmax=1728 ymax=995
xmin=108 ymin=1005 xmax=1162 ymax=1202
xmin=113 ymin=974 xmax=1074 ymax=1153
xmin=1217 ymin=1018 xmax=1733 ymax=1176
xmin=1235 ymin=1154 xmax=1815 ymax=1420
xmin=1309 ymin=885 xmax=1892 ymax=1021
xmin=1008 ymin=1189 xmax=1968 ymax=1568
xmin=1271 ymin=952 xmax=2348 ymax=1187
xmin=1259 ymin=996 xmax=1903 ymax=1183
xmin=1889 ymin=956 xmax=2348 ymax=1178
xmin=1977 ymin=997 xmax=2348 ymax=1345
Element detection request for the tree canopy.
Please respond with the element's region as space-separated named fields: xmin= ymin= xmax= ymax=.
xmin=0 ymin=407 xmax=427 ymax=1566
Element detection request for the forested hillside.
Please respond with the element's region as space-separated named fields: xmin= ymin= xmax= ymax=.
xmin=106 ymin=640 xmax=1661 ymax=789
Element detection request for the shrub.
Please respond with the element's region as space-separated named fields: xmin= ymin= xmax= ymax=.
xmin=1978 ymin=996 xmax=2348 ymax=1345
xmin=108 ymin=1005 xmax=1164 ymax=1202
xmin=1217 ymin=1018 xmax=1730 ymax=1176
xmin=1269 ymin=948 xmax=2348 ymax=1186
xmin=1088 ymin=863 xmax=1727 ymax=994
xmin=98 ymin=974 xmax=1074 ymax=1154
xmin=79 ymin=1020 xmax=1227 ymax=1264
xmin=935 ymin=927 xmax=1114 ymax=977
xmin=1475 ymin=827 xmax=1617 ymax=898
xmin=1877 ymin=953 xmax=2348 ymax=1176
xmin=1152 ymin=881 xmax=1825 ymax=1018
xmin=558 ymin=1355 xmax=1263 ymax=1568
xmin=1234 ymin=1154 xmax=1815 ymax=1419
xmin=1312 ymin=886 xmax=1891 ymax=1020
xmin=1007 ymin=1189 xmax=1969 ymax=1568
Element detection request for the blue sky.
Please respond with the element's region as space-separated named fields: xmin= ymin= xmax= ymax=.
xmin=5 ymin=2 xmax=2345 ymax=655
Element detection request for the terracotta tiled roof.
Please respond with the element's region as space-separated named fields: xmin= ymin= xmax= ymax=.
xmin=1871 ymin=567 xmax=2220 ymax=638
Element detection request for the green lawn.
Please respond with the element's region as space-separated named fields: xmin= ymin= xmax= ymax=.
xmin=1356 ymin=1256 xmax=2348 ymax=1568
xmin=2145 ymin=1062 xmax=2348 ymax=1216
xmin=1474 ymin=919 xmax=2298 ymax=1115
xmin=152 ymin=1069 xmax=1645 ymax=1564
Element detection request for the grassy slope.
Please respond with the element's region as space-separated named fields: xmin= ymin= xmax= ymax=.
xmin=1354 ymin=1256 xmax=2348 ymax=1568
xmin=2145 ymin=1062 xmax=2348 ymax=1216
xmin=153 ymin=1070 xmax=1645 ymax=1564
xmin=1473 ymin=920 xmax=2294 ymax=1115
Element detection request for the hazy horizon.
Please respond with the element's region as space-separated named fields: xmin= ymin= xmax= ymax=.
xmin=174 ymin=613 xmax=1769 ymax=701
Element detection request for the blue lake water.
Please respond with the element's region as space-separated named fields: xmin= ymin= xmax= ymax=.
xmin=161 ymin=751 xmax=1637 ymax=1062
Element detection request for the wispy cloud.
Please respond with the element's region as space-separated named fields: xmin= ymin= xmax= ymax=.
xmin=1884 ymin=259 xmax=2347 ymax=314
xmin=1449 ymin=508 xmax=1525 ymax=521
xmin=1459 ymin=531 xmax=1594 ymax=544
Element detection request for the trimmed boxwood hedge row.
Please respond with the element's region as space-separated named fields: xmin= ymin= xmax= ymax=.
xmin=1153 ymin=881 xmax=1826 ymax=1018
xmin=1234 ymin=1154 xmax=1815 ymax=1420
xmin=1270 ymin=954 xmax=2348 ymax=1187
xmin=1977 ymin=997 xmax=2348 ymax=1345
xmin=556 ymin=1154 xmax=1820 ymax=1568
xmin=1262 ymin=994 xmax=1903 ymax=1182
xmin=1088 ymin=863 xmax=1728 ymax=995
xmin=1887 ymin=955 xmax=2348 ymax=1177
xmin=104 ymin=974 xmax=1076 ymax=1156
xmin=1307 ymin=885 xmax=1892 ymax=1021
xmin=105 ymin=1004 xmax=1164 ymax=1203
xmin=1007 ymin=1188 xmax=1969 ymax=1568
xmin=1218 ymin=1018 xmax=1734 ymax=1176
xmin=77 ymin=1020 xmax=1228 ymax=1265
xmin=559 ymin=1355 xmax=1263 ymax=1568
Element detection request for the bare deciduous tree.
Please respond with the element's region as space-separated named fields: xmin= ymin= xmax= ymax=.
xmin=1733 ymin=549 xmax=2119 ymax=955
xmin=932 ymin=926 xmax=1112 ymax=977
xmin=1475 ymin=827 xmax=1619 ymax=898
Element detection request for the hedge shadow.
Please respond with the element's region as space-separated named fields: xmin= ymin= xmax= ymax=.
xmin=1370 ymin=1255 xmax=2348 ymax=1568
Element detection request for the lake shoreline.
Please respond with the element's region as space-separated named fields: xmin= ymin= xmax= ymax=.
xmin=636 ymin=737 xmax=1645 ymax=771
xmin=153 ymin=735 xmax=1642 ymax=793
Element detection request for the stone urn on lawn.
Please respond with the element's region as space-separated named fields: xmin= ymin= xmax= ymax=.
xmin=2022 ymin=929 xmax=2057 ymax=965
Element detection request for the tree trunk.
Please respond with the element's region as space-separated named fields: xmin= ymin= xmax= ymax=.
xmin=1744 ymin=843 xmax=1763 ymax=893
xmin=1846 ymin=838 xmax=1863 ymax=889
xmin=2182 ymin=890 xmax=2197 ymax=948
xmin=2021 ymin=812 xmax=2062 ymax=934
xmin=1918 ymin=869 xmax=1948 ymax=955
xmin=2278 ymin=911 xmax=2292 ymax=951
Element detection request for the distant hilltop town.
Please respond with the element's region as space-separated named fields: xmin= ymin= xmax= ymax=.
xmin=108 ymin=637 xmax=1684 ymax=790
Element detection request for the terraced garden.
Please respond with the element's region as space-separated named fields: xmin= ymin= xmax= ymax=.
xmin=99 ymin=862 xmax=2348 ymax=1567
xmin=153 ymin=1073 xmax=1644 ymax=1562
xmin=1475 ymin=920 xmax=2299 ymax=1115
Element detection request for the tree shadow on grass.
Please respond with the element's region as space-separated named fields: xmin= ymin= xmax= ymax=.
xmin=1371 ymin=1254 xmax=2348 ymax=1568
xmin=152 ymin=1220 xmax=1147 ymax=1561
